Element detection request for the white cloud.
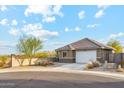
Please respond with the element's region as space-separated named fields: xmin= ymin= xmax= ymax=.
xmin=78 ymin=10 xmax=85 ymax=19
xmin=22 ymin=23 xmax=42 ymax=32
xmin=53 ymin=5 xmax=64 ymax=17
xmin=27 ymin=30 xmax=58 ymax=38
xmin=11 ymin=19 xmax=18 ymax=26
xmin=98 ymin=32 xmax=124 ymax=45
xmin=9 ymin=28 xmax=20 ymax=36
xmin=0 ymin=5 xmax=7 ymax=11
xmin=9 ymin=23 xmax=59 ymax=39
xmin=0 ymin=18 xmax=8 ymax=26
xmin=87 ymin=24 xmax=99 ymax=28
xmin=75 ymin=26 xmax=80 ymax=32
xmin=64 ymin=27 xmax=70 ymax=32
xmin=23 ymin=23 xmax=59 ymax=38
xmin=24 ymin=5 xmax=51 ymax=16
xmin=109 ymin=32 xmax=124 ymax=39
xmin=94 ymin=10 xmax=104 ymax=18
xmin=98 ymin=39 xmax=107 ymax=44
xmin=42 ymin=16 xmax=56 ymax=23
xmin=99 ymin=32 xmax=124 ymax=44
xmin=24 ymin=5 xmax=63 ymax=23
xmin=64 ymin=26 xmax=81 ymax=32
xmin=94 ymin=5 xmax=109 ymax=19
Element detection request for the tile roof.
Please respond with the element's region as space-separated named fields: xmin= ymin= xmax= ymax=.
xmin=56 ymin=38 xmax=114 ymax=51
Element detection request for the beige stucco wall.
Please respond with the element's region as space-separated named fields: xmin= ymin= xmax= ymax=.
xmin=58 ymin=50 xmax=75 ymax=59
xmin=97 ymin=49 xmax=112 ymax=63
xmin=12 ymin=57 xmax=38 ymax=67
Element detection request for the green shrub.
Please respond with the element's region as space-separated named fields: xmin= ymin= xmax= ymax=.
xmin=0 ymin=55 xmax=12 ymax=68
xmin=0 ymin=56 xmax=8 ymax=63
xmin=0 ymin=56 xmax=8 ymax=67
xmin=35 ymin=51 xmax=57 ymax=58
xmin=35 ymin=52 xmax=48 ymax=58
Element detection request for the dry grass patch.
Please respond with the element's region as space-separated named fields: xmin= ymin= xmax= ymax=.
xmin=34 ymin=59 xmax=54 ymax=66
xmin=116 ymin=68 xmax=124 ymax=72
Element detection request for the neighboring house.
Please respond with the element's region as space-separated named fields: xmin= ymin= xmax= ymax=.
xmin=55 ymin=38 xmax=114 ymax=64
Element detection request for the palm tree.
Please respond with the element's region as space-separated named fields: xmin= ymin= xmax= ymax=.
xmin=17 ymin=36 xmax=43 ymax=65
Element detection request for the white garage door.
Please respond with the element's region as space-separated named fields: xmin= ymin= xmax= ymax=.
xmin=76 ymin=50 xmax=96 ymax=64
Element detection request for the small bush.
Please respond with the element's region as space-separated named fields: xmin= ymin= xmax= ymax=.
xmin=2 ymin=64 xmax=10 ymax=68
xmin=116 ymin=68 xmax=124 ymax=72
xmin=49 ymin=61 xmax=54 ymax=65
xmin=0 ymin=56 xmax=8 ymax=67
xmin=84 ymin=63 xmax=94 ymax=70
xmin=116 ymin=65 xmax=124 ymax=72
xmin=35 ymin=52 xmax=48 ymax=58
xmin=41 ymin=61 xmax=48 ymax=66
xmin=41 ymin=61 xmax=54 ymax=66
xmin=84 ymin=61 xmax=100 ymax=70
xmin=0 ymin=61 xmax=5 ymax=67
xmin=92 ymin=62 xmax=100 ymax=67
xmin=0 ymin=56 xmax=8 ymax=63
xmin=34 ymin=60 xmax=54 ymax=66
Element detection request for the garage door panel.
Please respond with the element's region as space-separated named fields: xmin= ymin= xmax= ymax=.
xmin=76 ymin=50 xmax=96 ymax=64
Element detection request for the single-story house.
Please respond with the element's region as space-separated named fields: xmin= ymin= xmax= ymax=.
xmin=55 ymin=38 xmax=114 ymax=64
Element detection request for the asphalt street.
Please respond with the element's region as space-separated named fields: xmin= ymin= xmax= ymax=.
xmin=0 ymin=71 xmax=123 ymax=88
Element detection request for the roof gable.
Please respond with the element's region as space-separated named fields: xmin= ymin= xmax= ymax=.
xmin=56 ymin=38 xmax=114 ymax=51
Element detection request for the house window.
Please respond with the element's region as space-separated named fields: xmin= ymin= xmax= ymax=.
xmin=62 ymin=52 xmax=67 ymax=57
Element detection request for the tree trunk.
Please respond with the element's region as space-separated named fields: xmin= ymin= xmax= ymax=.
xmin=28 ymin=58 xmax=32 ymax=66
xmin=20 ymin=60 xmax=24 ymax=66
xmin=15 ymin=56 xmax=24 ymax=66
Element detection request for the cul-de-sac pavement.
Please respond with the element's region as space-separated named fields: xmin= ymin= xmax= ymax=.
xmin=0 ymin=66 xmax=124 ymax=88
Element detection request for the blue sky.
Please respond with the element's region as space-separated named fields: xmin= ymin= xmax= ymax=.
xmin=0 ymin=5 xmax=124 ymax=54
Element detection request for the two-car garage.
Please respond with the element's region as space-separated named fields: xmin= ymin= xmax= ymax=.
xmin=76 ymin=50 xmax=97 ymax=64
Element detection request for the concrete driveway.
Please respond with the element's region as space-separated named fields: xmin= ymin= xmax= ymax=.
xmin=53 ymin=62 xmax=86 ymax=70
